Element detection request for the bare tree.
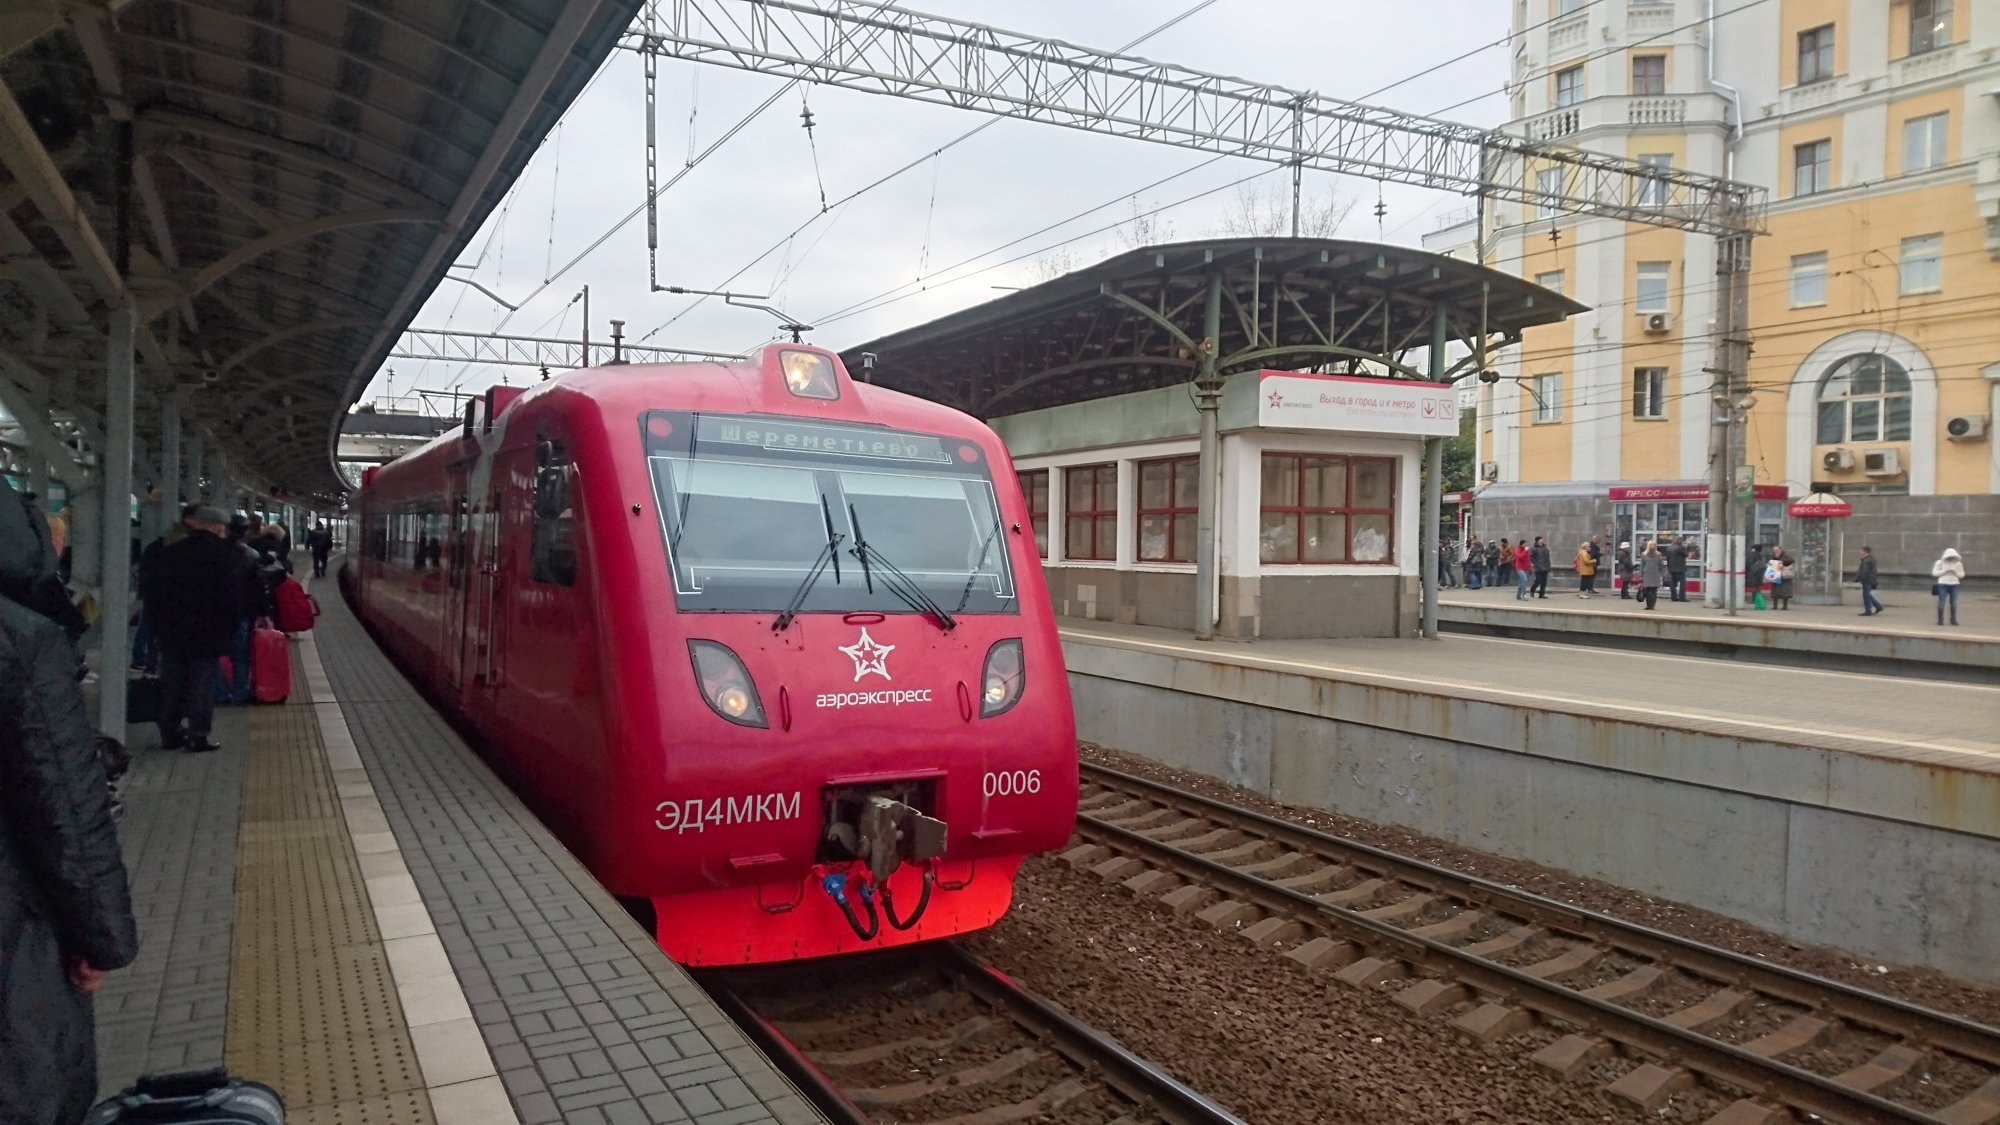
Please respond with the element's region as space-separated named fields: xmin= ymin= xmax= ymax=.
xmin=1209 ymin=180 xmax=1355 ymax=239
xmin=1114 ymin=196 xmax=1179 ymax=249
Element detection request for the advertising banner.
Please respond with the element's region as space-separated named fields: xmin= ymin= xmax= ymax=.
xmin=1256 ymin=371 xmax=1459 ymax=437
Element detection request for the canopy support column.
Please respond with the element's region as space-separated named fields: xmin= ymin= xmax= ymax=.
xmin=1421 ymin=301 xmax=1446 ymax=639
xmin=1193 ymin=270 xmax=1223 ymax=642
xmin=97 ymin=303 xmax=136 ymax=738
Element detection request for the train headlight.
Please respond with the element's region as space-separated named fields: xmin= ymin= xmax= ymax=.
xmin=978 ymin=638 xmax=1024 ymax=718
xmin=689 ymin=641 xmax=768 ymax=728
xmin=779 ymin=350 xmax=839 ymax=400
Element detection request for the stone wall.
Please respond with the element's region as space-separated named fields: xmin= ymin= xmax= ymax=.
xmin=1466 ymin=497 xmax=1610 ymax=577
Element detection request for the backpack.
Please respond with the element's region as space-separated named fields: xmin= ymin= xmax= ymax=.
xmin=272 ymin=575 xmax=319 ymax=633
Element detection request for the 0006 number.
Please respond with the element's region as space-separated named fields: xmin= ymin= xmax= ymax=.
xmin=982 ymin=770 xmax=1041 ymax=797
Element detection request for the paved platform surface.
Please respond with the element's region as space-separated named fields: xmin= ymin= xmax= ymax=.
xmin=1059 ymin=618 xmax=2000 ymax=772
xmin=1441 ymin=583 xmax=2000 ymax=639
xmin=97 ymin=573 xmax=824 ymax=1125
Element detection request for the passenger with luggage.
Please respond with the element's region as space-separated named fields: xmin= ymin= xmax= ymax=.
xmin=0 ymin=478 xmax=140 ymax=1125
xmin=148 ymin=508 xmax=248 ymax=752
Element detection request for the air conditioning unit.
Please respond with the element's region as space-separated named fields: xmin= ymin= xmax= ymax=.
xmin=1480 ymin=460 xmax=1500 ymax=482
xmin=1821 ymin=447 xmax=1854 ymax=471
xmin=1945 ymin=414 xmax=1990 ymax=441
xmin=1863 ymin=448 xmax=1903 ymax=477
xmin=1643 ymin=312 xmax=1672 ymax=334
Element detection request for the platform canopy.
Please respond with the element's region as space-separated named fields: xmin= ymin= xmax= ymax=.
xmin=841 ymin=238 xmax=1588 ymax=420
xmin=0 ymin=0 xmax=639 ymax=501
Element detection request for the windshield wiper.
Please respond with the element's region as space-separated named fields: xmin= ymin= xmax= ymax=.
xmin=848 ymin=504 xmax=956 ymax=632
xmin=954 ymin=517 xmax=1004 ymax=615
xmin=774 ymin=496 xmax=846 ymax=632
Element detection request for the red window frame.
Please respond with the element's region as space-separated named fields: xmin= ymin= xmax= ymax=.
xmin=1259 ymin=453 xmax=1397 ymax=565
xmin=1018 ymin=469 xmax=1050 ymax=558
xmin=1134 ymin=456 xmax=1198 ymax=563
xmin=1063 ymin=462 xmax=1117 ymax=562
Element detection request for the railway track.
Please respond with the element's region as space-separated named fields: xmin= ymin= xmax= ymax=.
xmin=697 ymin=943 xmax=1244 ymax=1125
xmin=1071 ymin=762 xmax=2000 ymax=1125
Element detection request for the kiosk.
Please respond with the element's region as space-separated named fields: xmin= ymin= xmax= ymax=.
xmin=1787 ymin=491 xmax=1852 ymax=605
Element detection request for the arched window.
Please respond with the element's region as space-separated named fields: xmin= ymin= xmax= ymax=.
xmin=1815 ymin=354 xmax=1911 ymax=444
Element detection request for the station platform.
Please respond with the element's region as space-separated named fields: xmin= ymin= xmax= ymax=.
xmin=1438 ymin=586 xmax=2000 ymax=681
xmin=98 ymin=575 xmax=824 ymax=1125
xmin=1055 ymin=617 xmax=2000 ymax=981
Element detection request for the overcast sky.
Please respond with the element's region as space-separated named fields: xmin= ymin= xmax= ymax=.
xmin=368 ymin=0 xmax=1512 ymax=407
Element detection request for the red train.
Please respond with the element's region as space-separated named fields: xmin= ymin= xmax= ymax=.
xmin=346 ymin=344 xmax=1078 ymax=965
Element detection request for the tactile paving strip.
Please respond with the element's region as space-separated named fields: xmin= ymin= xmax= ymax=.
xmin=223 ymin=680 xmax=433 ymax=1124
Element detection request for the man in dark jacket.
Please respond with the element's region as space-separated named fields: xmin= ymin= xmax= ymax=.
xmin=1529 ymin=536 xmax=1551 ymax=598
xmin=1662 ymin=535 xmax=1691 ymax=602
xmin=1856 ymin=545 xmax=1882 ymax=616
xmin=149 ymin=507 xmax=247 ymax=752
xmin=308 ymin=521 xmax=334 ymax=578
xmin=1 ymin=479 xmax=140 ymax=1124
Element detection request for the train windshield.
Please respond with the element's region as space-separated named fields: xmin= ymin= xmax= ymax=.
xmin=640 ymin=411 xmax=1018 ymax=615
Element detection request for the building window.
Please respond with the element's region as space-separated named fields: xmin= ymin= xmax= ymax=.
xmin=1534 ymin=269 xmax=1566 ymax=296
xmin=1135 ymin=456 xmax=1197 ymax=563
xmin=1908 ymin=0 xmax=1950 ymax=55
xmin=1532 ymin=372 xmax=1563 ymax=423
xmin=1557 ymin=0 xmax=1586 ymax=13
xmin=1797 ymin=24 xmax=1834 ymax=84
xmin=1899 ymin=233 xmax=1942 ymax=294
xmin=1555 ymin=65 xmax=1583 ymax=108
xmin=1637 ymin=154 xmax=1671 ymax=207
xmin=1631 ymin=55 xmax=1666 ymax=95
xmin=1817 ymin=354 xmax=1911 ymax=444
xmin=1901 ymin=113 xmax=1948 ymax=174
xmin=1793 ymin=139 xmax=1831 ymax=196
xmin=529 ymin=459 xmax=577 ymax=587
xmin=1063 ymin=462 xmax=1117 ymax=561
xmin=1536 ymin=167 xmax=1566 ymax=218
xmin=1632 ymin=368 xmax=1668 ymax=419
xmin=1789 ymin=251 xmax=1828 ymax=306
xmin=1019 ymin=469 xmax=1049 ymax=558
xmin=1258 ymin=454 xmax=1395 ymax=565
xmin=1635 ymin=261 xmax=1671 ymax=312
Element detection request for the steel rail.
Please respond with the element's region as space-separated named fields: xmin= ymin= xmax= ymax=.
xmin=933 ymin=944 xmax=1246 ymax=1125
xmin=1077 ymin=765 xmax=1981 ymax=1125
xmin=698 ymin=944 xmax=1246 ymax=1125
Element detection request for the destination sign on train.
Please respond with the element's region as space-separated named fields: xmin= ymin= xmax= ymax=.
xmin=697 ymin=416 xmax=952 ymax=463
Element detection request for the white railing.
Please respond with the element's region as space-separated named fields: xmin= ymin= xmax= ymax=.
xmin=1783 ymin=79 xmax=1841 ymax=114
xmin=1627 ymin=1 xmax=1675 ymax=33
xmin=1894 ymin=44 xmax=1959 ymax=86
xmin=1548 ymin=13 xmax=1588 ymax=53
xmin=1527 ymin=107 xmax=1581 ymax=141
xmin=1627 ymin=97 xmax=1688 ymax=125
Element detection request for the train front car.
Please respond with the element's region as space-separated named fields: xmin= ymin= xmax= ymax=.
xmin=589 ymin=346 xmax=1077 ymax=965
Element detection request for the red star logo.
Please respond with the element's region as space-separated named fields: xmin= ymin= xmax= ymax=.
xmin=1267 ymin=390 xmax=1284 ymax=408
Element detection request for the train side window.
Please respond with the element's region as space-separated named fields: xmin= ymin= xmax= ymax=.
xmin=531 ymin=442 xmax=578 ymax=587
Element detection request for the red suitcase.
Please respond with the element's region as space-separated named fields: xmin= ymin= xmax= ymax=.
xmin=252 ymin=620 xmax=291 ymax=704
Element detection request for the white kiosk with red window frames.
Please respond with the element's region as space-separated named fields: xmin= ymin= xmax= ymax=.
xmin=1787 ymin=491 xmax=1852 ymax=605
xmin=1609 ymin=482 xmax=1790 ymax=594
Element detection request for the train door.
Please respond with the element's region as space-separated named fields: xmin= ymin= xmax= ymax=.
xmin=471 ymin=483 xmax=504 ymax=689
xmin=442 ymin=465 xmax=472 ymax=691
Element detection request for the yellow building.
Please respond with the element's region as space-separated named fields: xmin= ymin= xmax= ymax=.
xmin=1428 ymin=0 xmax=1999 ymax=588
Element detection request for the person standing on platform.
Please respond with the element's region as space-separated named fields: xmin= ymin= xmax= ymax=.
xmin=1615 ymin=541 xmax=1634 ymax=600
xmin=1856 ymin=545 xmax=1882 ymax=617
xmin=1483 ymin=539 xmax=1500 ymax=588
xmin=1932 ymin=547 xmax=1965 ymax=626
xmin=308 ymin=522 xmax=334 ymax=578
xmin=1575 ymin=540 xmax=1598 ymax=598
xmin=1512 ymin=540 xmax=1531 ymax=599
xmin=1529 ymin=537 xmax=1551 ymax=598
xmin=1637 ymin=541 xmax=1667 ymax=611
xmin=0 ymin=478 xmax=140 ymax=1125
xmin=1463 ymin=536 xmax=1482 ymax=589
xmin=1766 ymin=546 xmax=1796 ymax=611
xmin=149 ymin=508 xmax=247 ymax=753
xmin=218 ymin=515 xmax=259 ymax=704
xmin=1663 ymin=535 xmax=1690 ymax=602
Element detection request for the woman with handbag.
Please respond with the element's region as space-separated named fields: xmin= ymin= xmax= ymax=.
xmin=1932 ymin=548 xmax=1965 ymax=626
xmin=1766 ymin=547 xmax=1796 ymax=610
xmin=1636 ymin=541 xmax=1667 ymax=611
